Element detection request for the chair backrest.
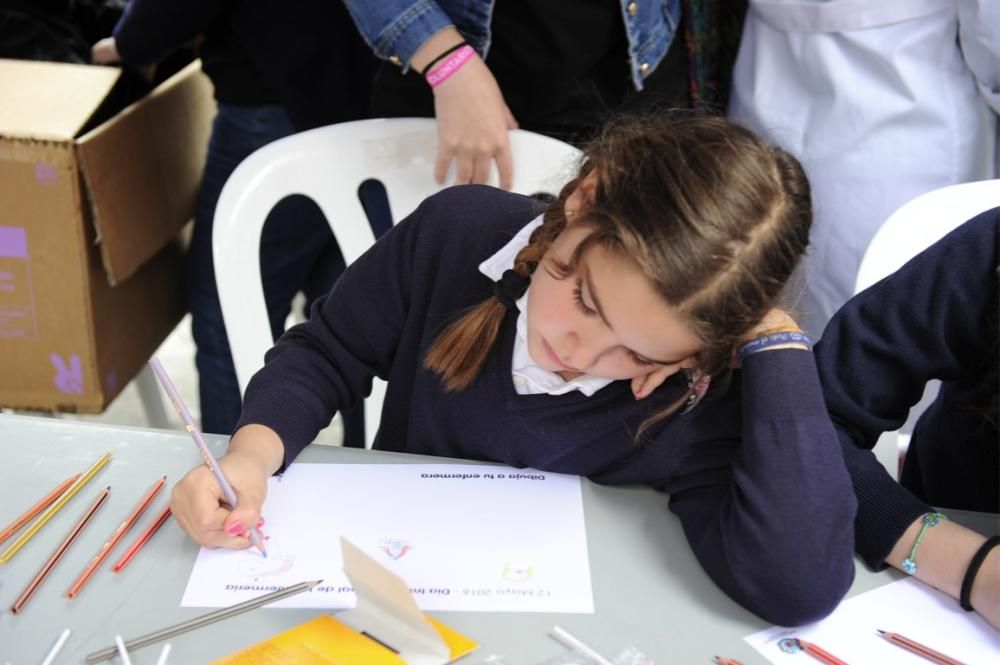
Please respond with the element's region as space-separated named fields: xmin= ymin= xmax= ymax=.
xmin=213 ymin=117 xmax=582 ymax=446
xmin=852 ymin=179 xmax=1000 ymax=478
xmin=854 ymin=179 xmax=1000 ymax=294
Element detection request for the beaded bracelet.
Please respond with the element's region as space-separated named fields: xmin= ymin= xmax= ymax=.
xmin=901 ymin=512 xmax=947 ymax=574
xmin=737 ymin=330 xmax=812 ymax=364
xmin=418 ymin=40 xmax=469 ymax=76
xmin=960 ymin=535 xmax=999 ymax=611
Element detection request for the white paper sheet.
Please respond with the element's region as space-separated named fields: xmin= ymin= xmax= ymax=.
xmin=180 ymin=463 xmax=593 ymax=613
xmin=745 ymin=577 xmax=1000 ymax=664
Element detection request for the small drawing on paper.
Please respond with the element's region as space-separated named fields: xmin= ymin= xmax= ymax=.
xmin=237 ymin=550 xmax=295 ymax=580
xmin=502 ymin=563 xmax=534 ymax=583
xmin=378 ymin=537 xmax=413 ymax=560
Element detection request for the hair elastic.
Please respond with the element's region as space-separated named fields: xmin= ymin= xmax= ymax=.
xmin=901 ymin=512 xmax=947 ymax=575
xmin=960 ymin=535 xmax=999 ymax=611
xmin=418 ymin=40 xmax=469 ymax=76
xmin=425 ymin=44 xmax=476 ymax=88
xmin=493 ymin=269 xmax=530 ymax=311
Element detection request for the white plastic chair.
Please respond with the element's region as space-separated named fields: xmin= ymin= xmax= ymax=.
xmin=853 ymin=179 xmax=1000 ymax=477
xmin=213 ymin=117 xmax=582 ymax=448
xmin=854 ymin=179 xmax=1000 ymax=293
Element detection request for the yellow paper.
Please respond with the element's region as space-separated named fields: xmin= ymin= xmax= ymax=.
xmin=213 ymin=614 xmax=478 ymax=665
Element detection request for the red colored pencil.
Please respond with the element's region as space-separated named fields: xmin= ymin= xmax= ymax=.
xmin=67 ymin=476 xmax=166 ymax=598
xmin=796 ymin=638 xmax=849 ymax=665
xmin=112 ymin=504 xmax=171 ymax=573
xmin=0 ymin=473 xmax=80 ymax=545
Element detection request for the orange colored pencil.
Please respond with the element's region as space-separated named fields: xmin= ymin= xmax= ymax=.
xmin=67 ymin=476 xmax=166 ymax=598
xmin=10 ymin=487 xmax=110 ymax=614
xmin=713 ymin=657 xmax=745 ymax=665
xmin=0 ymin=473 xmax=81 ymax=545
xmin=112 ymin=504 xmax=171 ymax=573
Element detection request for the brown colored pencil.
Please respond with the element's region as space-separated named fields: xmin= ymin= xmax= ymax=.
xmin=713 ymin=657 xmax=745 ymax=665
xmin=10 ymin=486 xmax=110 ymax=614
xmin=112 ymin=504 xmax=171 ymax=573
xmin=877 ymin=629 xmax=964 ymax=665
xmin=0 ymin=473 xmax=81 ymax=545
xmin=67 ymin=476 xmax=166 ymax=599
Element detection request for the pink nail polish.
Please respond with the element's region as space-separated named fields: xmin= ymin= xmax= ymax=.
xmin=256 ymin=518 xmax=265 ymax=528
xmin=226 ymin=522 xmax=244 ymax=537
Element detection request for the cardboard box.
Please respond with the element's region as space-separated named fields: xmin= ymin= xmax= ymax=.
xmin=0 ymin=59 xmax=214 ymax=412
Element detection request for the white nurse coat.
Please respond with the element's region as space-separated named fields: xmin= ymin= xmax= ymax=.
xmin=729 ymin=0 xmax=998 ymax=338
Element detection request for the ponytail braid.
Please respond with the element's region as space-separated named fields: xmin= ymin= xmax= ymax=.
xmin=423 ymin=179 xmax=578 ymax=390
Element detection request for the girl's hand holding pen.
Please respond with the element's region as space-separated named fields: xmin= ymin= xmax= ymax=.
xmin=170 ymin=425 xmax=283 ymax=549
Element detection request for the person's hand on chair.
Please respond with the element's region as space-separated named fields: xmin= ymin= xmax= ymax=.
xmin=411 ymin=28 xmax=518 ymax=190
xmin=432 ymin=56 xmax=518 ymax=189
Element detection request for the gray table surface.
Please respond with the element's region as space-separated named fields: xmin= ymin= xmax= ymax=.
xmin=0 ymin=415 xmax=996 ymax=664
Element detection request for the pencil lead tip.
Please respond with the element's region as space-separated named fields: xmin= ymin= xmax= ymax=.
xmin=876 ymin=629 xmax=885 ymax=635
xmin=309 ymin=579 xmax=322 ymax=588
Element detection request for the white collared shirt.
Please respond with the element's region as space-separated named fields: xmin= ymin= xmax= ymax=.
xmin=478 ymin=216 xmax=613 ymax=397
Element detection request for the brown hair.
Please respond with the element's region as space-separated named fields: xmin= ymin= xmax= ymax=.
xmin=425 ymin=112 xmax=812 ymax=434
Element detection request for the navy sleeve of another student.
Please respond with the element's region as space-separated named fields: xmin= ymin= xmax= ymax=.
xmin=814 ymin=208 xmax=1000 ymax=570
xmin=668 ymin=349 xmax=858 ymax=627
xmin=112 ymin=0 xmax=226 ymax=66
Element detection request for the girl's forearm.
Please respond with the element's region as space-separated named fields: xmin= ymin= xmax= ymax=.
xmin=887 ymin=517 xmax=999 ymax=626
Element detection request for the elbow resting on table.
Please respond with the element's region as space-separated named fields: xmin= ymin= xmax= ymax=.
xmin=753 ymin=556 xmax=856 ymax=627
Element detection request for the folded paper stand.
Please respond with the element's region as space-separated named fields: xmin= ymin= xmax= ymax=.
xmin=214 ymin=537 xmax=478 ymax=664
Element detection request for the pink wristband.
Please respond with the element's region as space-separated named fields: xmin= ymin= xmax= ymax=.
xmin=425 ymin=44 xmax=475 ymax=88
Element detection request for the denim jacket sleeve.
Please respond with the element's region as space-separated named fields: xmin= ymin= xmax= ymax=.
xmin=341 ymin=0 xmax=460 ymax=69
xmin=622 ymin=0 xmax=681 ymax=90
xmin=342 ymin=0 xmax=681 ymax=89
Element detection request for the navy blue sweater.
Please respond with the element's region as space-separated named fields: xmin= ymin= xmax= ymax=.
xmin=238 ymin=186 xmax=857 ymax=625
xmin=112 ymin=0 xmax=373 ymax=131
xmin=816 ymin=208 xmax=999 ymax=570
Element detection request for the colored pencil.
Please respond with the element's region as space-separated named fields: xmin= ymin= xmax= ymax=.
xmin=115 ymin=635 xmax=134 ymax=665
xmin=40 ymin=628 xmax=71 ymax=665
xmin=67 ymin=475 xmax=166 ymax=598
xmin=877 ymin=629 xmax=963 ymax=665
xmin=713 ymin=657 xmax=745 ymax=665
xmin=550 ymin=625 xmax=614 ymax=665
xmin=792 ymin=638 xmax=849 ymax=665
xmin=10 ymin=487 xmax=110 ymax=614
xmin=84 ymin=579 xmax=321 ymax=663
xmin=0 ymin=453 xmax=111 ymax=564
xmin=148 ymin=357 xmax=266 ymax=556
xmin=112 ymin=504 xmax=171 ymax=573
xmin=155 ymin=643 xmax=172 ymax=665
xmin=0 ymin=473 xmax=80 ymax=545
